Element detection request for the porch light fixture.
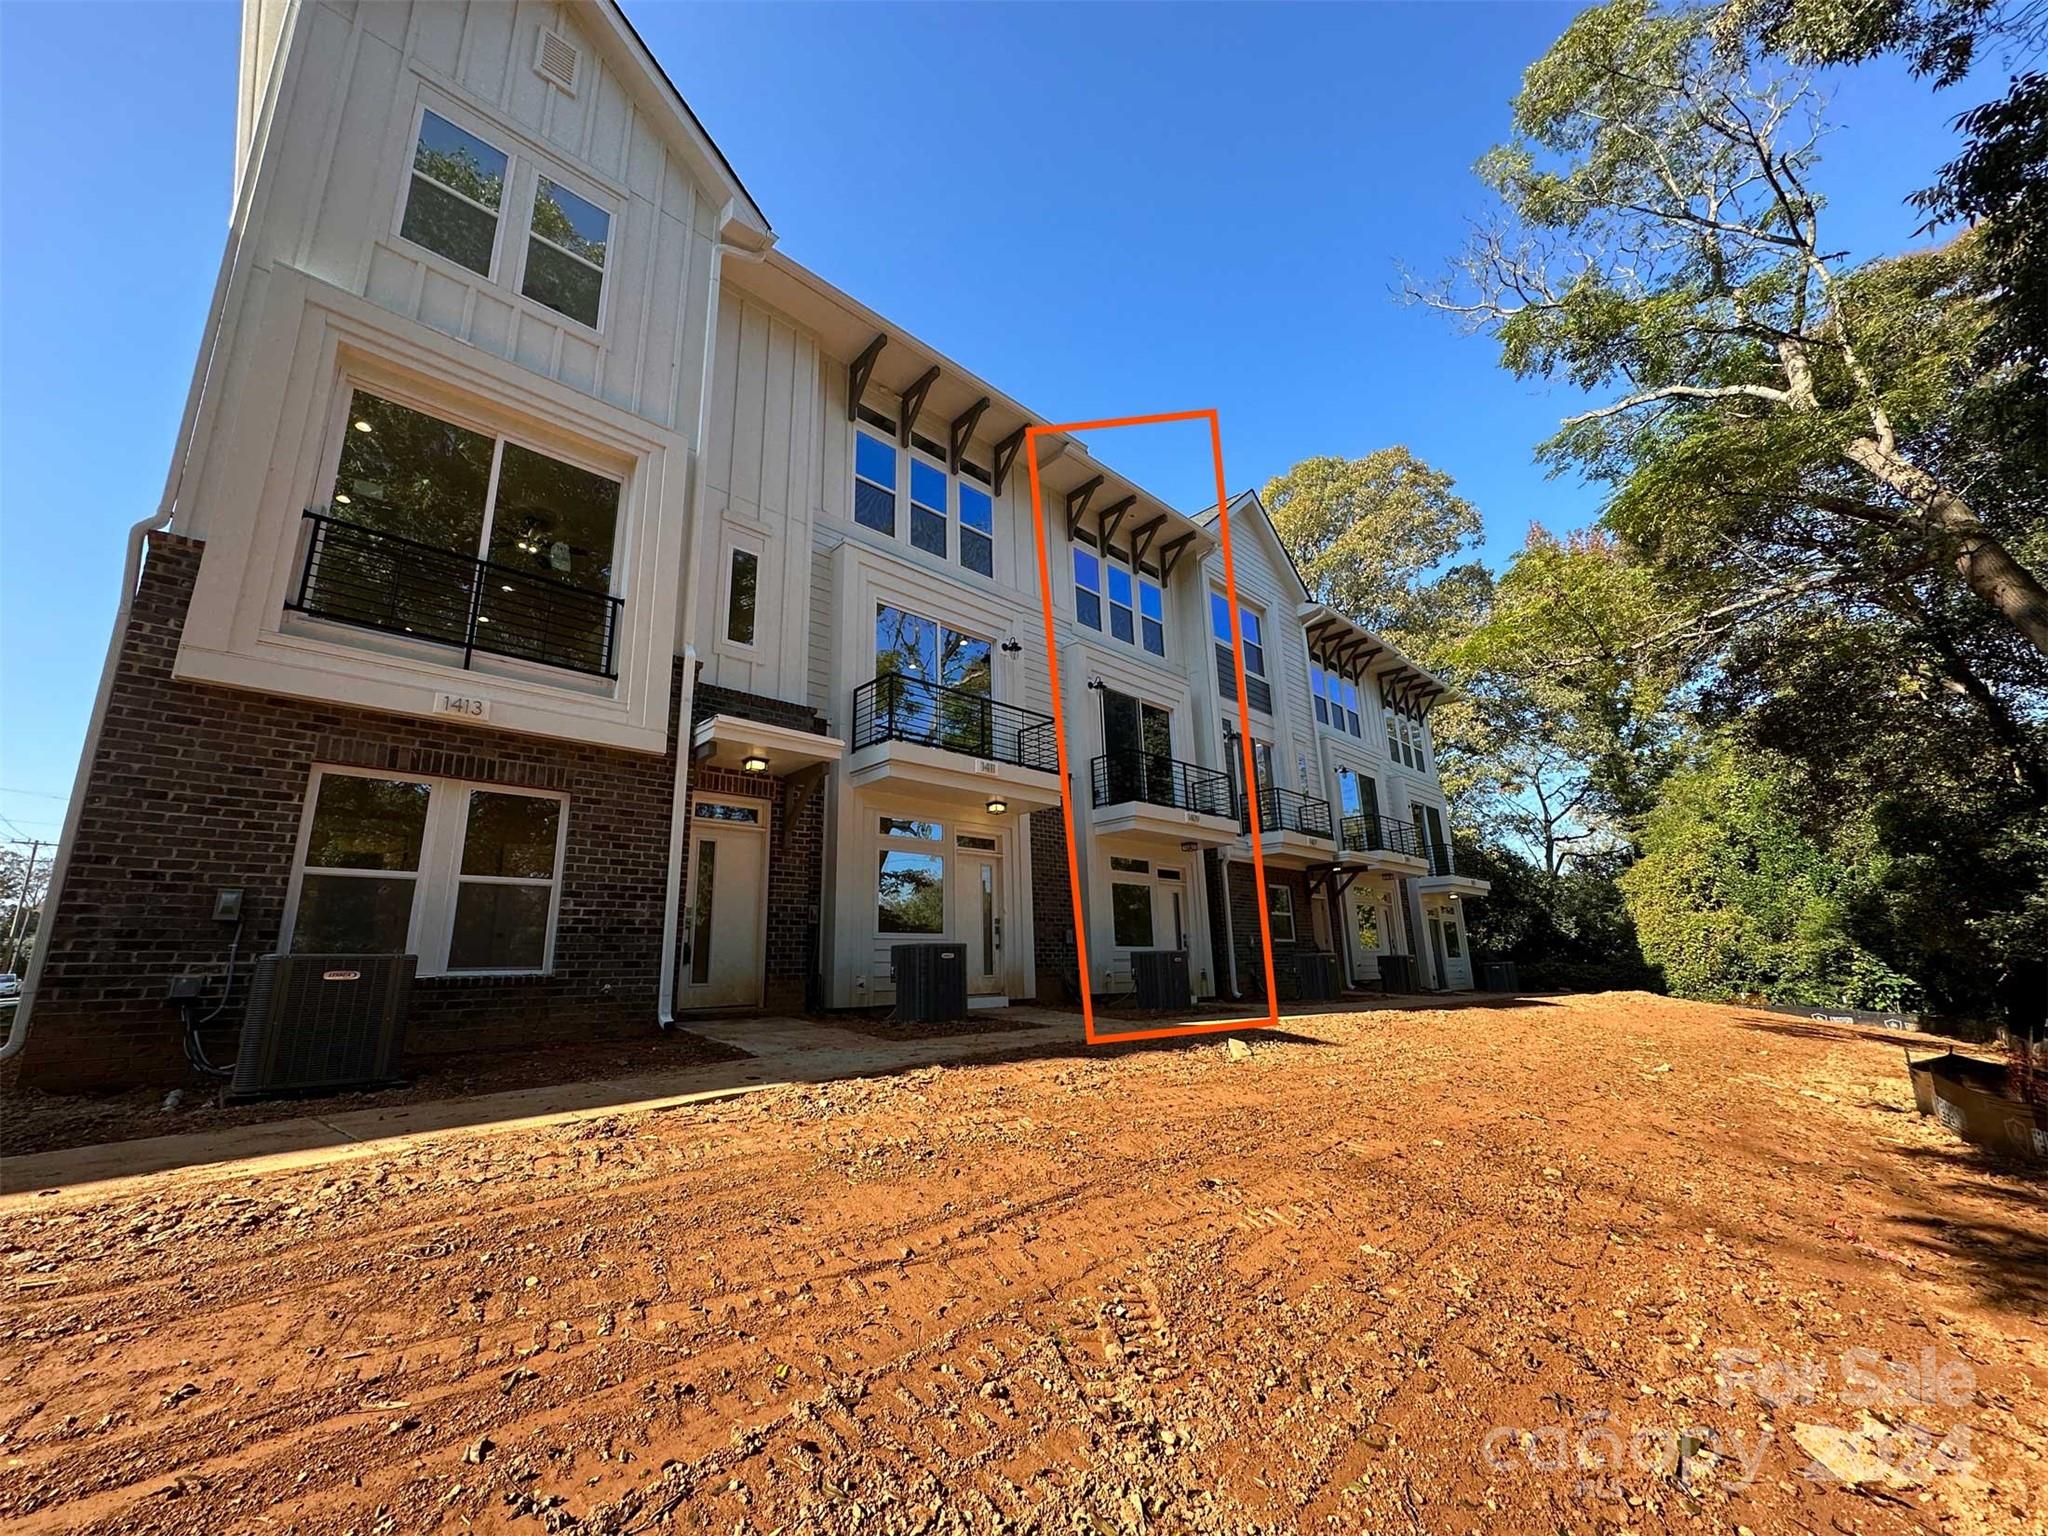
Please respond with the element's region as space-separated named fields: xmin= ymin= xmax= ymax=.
xmin=332 ymin=493 xmax=352 ymax=505
xmin=985 ymin=797 xmax=1009 ymax=815
xmin=741 ymin=754 xmax=770 ymax=774
xmin=352 ymin=418 xmax=374 ymax=433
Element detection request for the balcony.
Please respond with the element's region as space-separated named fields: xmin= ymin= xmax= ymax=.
xmin=845 ymin=675 xmax=1064 ymax=811
xmin=1241 ymin=785 xmax=1334 ymax=865
xmin=287 ymin=510 xmax=623 ymax=679
xmin=1088 ymin=751 xmax=1239 ymax=844
xmin=1413 ymin=832 xmax=1491 ymax=898
xmin=1335 ymin=813 xmax=1430 ymax=873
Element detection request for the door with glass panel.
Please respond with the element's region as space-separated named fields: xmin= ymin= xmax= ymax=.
xmin=1100 ymin=689 xmax=1173 ymax=806
xmin=681 ymin=799 xmax=766 ymax=1007
xmin=1345 ymin=882 xmax=1386 ymax=984
xmin=874 ymin=604 xmax=993 ymax=753
xmin=954 ymin=846 xmax=1005 ymax=995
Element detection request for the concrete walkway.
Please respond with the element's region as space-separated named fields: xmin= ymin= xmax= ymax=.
xmin=0 ymin=1012 xmax=1079 ymax=1203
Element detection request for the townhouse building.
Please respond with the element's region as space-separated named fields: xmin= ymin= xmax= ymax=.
xmin=9 ymin=0 xmax=1483 ymax=1091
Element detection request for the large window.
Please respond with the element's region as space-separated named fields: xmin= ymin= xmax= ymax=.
xmin=400 ymin=110 xmax=507 ymax=277
xmin=314 ymin=387 xmax=622 ymax=673
xmin=1075 ymin=535 xmax=1165 ymax=658
xmin=1266 ymin=884 xmax=1296 ymax=944
xmin=1211 ymin=592 xmax=1271 ymax=712
xmin=1311 ymin=660 xmax=1363 ymax=737
xmin=523 ymin=176 xmax=610 ymax=328
xmin=287 ymin=769 xmax=566 ymax=974
xmin=850 ymin=430 xmax=997 ymax=580
xmin=878 ymin=815 xmax=945 ymax=934
xmin=875 ymin=604 xmax=992 ymax=747
xmin=1111 ymin=881 xmax=1154 ymax=948
xmin=1389 ymin=712 xmax=1429 ymax=770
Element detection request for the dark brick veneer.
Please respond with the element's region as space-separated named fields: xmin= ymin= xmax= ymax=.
xmin=1217 ymin=858 xmax=1315 ymax=1001
xmin=1028 ymin=807 xmax=1075 ymax=1004
xmin=22 ymin=532 xmax=825 ymax=1091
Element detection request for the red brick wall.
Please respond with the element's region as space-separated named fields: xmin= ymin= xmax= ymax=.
xmin=1028 ymin=807 xmax=1075 ymax=1005
xmin=24 ymin=533 xmax=825 ymax=1091
xmin=1218 ymin=858 xmax=1315 ymax=1001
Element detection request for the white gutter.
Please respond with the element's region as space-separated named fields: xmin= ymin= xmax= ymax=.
xmin=656 ymin=217 xmax=774 ymax=1028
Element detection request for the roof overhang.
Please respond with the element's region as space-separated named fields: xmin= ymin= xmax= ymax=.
xmin=690 ymin=714 xmax=843 ymax=775
xmin=1298 ymin=602 xmax=1387 ymax=682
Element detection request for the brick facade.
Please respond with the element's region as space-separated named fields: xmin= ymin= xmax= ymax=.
xmin=1216 ymin=858 xmax=1316 ymax=1001
xmin=1028 ymin=808 xmax=1075 ymax=1005
xmin=23 ymin=533 xmax=826 ymax=1091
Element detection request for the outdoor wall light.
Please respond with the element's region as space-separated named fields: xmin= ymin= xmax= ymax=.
xmin=352 ymin=419 xmax=374 ymax=433
xmin=742 ymin=754 xmax=770 ymax=774
xmin=985 ymin=797 xmax=1009 ymax=815
xmin=332 ymin=493 xmax=352 ymax=505
xmin=1000 ymin=638 xmax=1023 ymax=654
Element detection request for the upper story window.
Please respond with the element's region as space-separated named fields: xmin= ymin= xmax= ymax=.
xmin=298 ymin=386 xmax=622 ymax=677
xmin=1389 ymin=712 xmax=1430 ymax=770
xmin=725 ymin=547 xmax=758 ymax=646
xmin=523 ymin=176 xmax=609 ymax=328
xmin=854 ymin=430 xmax=898 ymax=536
xmin=851 ymin=426 xmax=996 ymax=581
xmin=402 ymin=110 xmax=508 ymax=277
xmin=1310 ymin=661 xmax=1364 ymax=738
xmin=1075 ymin=534 xmax=1166 ymax=657
xmin=1211 ymin=592 xmax=1271 ymax=713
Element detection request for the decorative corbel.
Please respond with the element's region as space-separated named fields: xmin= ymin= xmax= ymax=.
xmin=992 ymin=427 xmax=1027 ymax=496
xmin=848 ymin=334 xmax=886 ymax=422
xmin=948 ymin=397 xmax=990 ymax=473
xmin=1065 ymin=475 xmax=1104 ymax=541
xmin=897 ymin=366 xmax=940 ymax=446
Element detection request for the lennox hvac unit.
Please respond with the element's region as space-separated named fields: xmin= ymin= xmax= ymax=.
xmin=227 ymin=953 xmax=416 ymax=1102
xmin=1132 ymin=949 xmax=1190 ymax=1010
xmin=1479 ymin=959 xmax=1520 ymax=993
xmin=891 ymin=942 xmax=967 ymax=1023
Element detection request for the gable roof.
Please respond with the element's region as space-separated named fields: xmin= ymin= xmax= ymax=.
xmin=1192 ymin=488 xmax=1311 ymax=603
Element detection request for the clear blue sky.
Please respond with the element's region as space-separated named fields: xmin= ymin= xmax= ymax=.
xmin=0 ymin=1 xmax=1979 ymax=842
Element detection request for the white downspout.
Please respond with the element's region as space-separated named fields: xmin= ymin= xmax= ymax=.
xmin=656 ymin=221 xmax=772 ymax=1028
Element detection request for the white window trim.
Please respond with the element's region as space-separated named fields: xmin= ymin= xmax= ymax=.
xmin=316 ymin=371 xmax=629 ymax=603
xmin=956 ymin=474 xmax=997 ymax=581
xmin=907 ymin=442 xmax=951 ymax=561
xmin=1212 ymin=589 xmax=1267 ymax=678
xmin=511 ymin=164 xmax=617 ymax=335
xmin=281 ymin=765 xmax=571 ymax=978
xmin=1073 ymin=539 xmax=1105 ymax=631
xmin=394 ymin=98 xmax=512 ymax=286
xmin=851 ymin=425 xmax=901 ymax=539
xmin=1080 ymin=533 xmax=1166 ymax=658
xmin=720 ymin=536 xmax=763 ymax=651
xmin=1266 ymin=883 xmax=1296 ymax=944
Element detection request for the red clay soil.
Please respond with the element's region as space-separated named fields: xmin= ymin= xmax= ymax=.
xmin=0 ymin=1028 xmax=747 ymax=1159
xmin=1 ymin=992 xmax=2041 ymax=1535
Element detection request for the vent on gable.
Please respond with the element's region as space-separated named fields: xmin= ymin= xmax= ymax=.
xmin=534 ymin=29 xmax=581 ymax=96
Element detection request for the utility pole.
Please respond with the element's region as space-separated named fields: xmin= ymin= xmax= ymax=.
xmin=5 ymin=839 xmax=42 ymax=974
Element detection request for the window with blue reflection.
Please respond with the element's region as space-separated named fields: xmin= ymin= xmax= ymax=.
xmin=910 ymin=458 xmax=947 ymax=556
xmin=1073 ymin=547 xmax=1102 ymax=630
xmin=1106 ymin=565 xmax=1135 ymax=644
xmin=1139 ymin=580 xmax=1165 ymax=656
xmin=959 ymin=484 xmax=993 ymax=578
xmin=854 ymin=431 xmax=897 ymax=535
xmin=1210 ymin=590 xmax=1232 ymax=642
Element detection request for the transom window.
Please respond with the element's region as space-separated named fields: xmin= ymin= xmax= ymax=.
xmin=1074 ymin=534 xmax=1166 ymax=657
xmin=523 ymin=176 xmax=609 ymax=328
xmin=850 ymin=428 xmax=996 ymax=580
xmin=307 ymin=386 xmax=623 ymax=675
xmin=401 ymin=110 xmax=507 ymax=277
xmin=287 ymin=768 xmax=567 ymax=975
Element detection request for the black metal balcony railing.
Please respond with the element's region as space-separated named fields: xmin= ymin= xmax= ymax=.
xmin=1425 ymin=836 xmax=1456 ymax=876
xmin=1339 ymin=813 xmax=1427 ymax=860
xmin=288 ymin=510 xmax=623 ymax=679
xmin=1090 ymin=751 xmax=1234 ymax=818
xmin=1242 ymin=785 xmax=1334 ymax=840
xmin=852 ymin=674 xmax=1058 ymax=772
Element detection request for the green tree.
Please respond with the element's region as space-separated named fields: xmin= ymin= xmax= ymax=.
xmin=1620 ymin=742 xmax=1921 ymax=1007
xmin=1425 ymin=0 xmax=2048 ymax=656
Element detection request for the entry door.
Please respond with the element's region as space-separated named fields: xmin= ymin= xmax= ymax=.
xmin=1426 ymin=913 xmax=1450 ymax=992
xmin=682 ymin=804 xmax=766 ymax=1007
xmin=1345 ymin=884 xmax=1384 ymax=983
xmin=1102 ymin=690 xmax=1173 ymax=805
xmin=957 ymin=854 xmax=1005 ymax=995
xmin=1156 ymin=868 xmax=1189 ymax=955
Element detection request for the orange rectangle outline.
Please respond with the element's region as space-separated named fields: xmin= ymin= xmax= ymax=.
xmin=1023 ymin=409 xmax=1281 ymax=1045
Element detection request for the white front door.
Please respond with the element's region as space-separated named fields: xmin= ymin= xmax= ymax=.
xmin=957 ymin=853 xmax=1005 ymax=995
xmin=682 ymin=800 xmax=766 ymax=1007
xmin=1345 ymin=883 xmax=1384 ymax=984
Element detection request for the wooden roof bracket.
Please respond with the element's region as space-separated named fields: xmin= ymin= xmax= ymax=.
xmin=1129 ymin=514 xmax=1168 ymax=570
xmin=1065 ymin=475 xmax=1104 ymax=541
xmin=992 ymin=427 xmax=1027 ymax=496
xmin=1158 ymin=531 xmax=1198 ymax=582
xmin=948 ymin=397 xmax=990 ymax=473
xmin=898 ymin=366 xmax=940 ymax=446
xmin=848 ymin=334 xmax=886 ymax=421
xmin=1098 ymin=495 xmax=1138 ymax=555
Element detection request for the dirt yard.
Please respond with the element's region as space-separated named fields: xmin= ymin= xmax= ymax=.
xmin=1 ymin=993 xmax=2041 ymax=1535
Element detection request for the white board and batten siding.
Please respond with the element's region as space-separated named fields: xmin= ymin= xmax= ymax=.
xmin=172 ymin=0 xmax=748 ymax=755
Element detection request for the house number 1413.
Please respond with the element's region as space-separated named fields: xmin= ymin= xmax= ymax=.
xmin=433 ymin=692 xmax=491 ymax=722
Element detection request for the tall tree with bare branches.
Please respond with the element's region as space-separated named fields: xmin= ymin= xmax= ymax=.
xmin=1422 ymin=0 xmax=2048 ymax=658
